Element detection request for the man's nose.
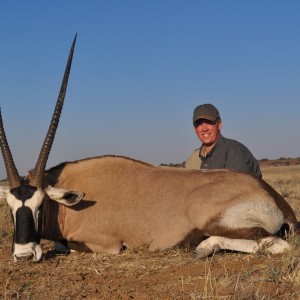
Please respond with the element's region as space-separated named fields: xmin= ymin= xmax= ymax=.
xmin=201 ymin=123 xmax=209 ymax=129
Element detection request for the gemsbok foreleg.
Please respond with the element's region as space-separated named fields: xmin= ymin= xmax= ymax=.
xmin=195 ymin=236 xmax=291 ymax=258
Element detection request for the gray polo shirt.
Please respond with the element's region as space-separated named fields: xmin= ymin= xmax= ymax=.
xmin=185 ymin=135 xmax=262 ymax=178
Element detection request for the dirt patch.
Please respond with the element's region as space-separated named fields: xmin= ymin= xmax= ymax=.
xmin=1 ymin=217 xmax=300 ymax=299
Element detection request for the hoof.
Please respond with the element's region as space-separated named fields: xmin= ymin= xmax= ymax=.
xmin=54 ymin=242 xmax=70 ymax=255
xmin=194 ymin=245 xmax=220 ymax=259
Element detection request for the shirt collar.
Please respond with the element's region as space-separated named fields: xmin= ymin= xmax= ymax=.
xmin=199 ymin=135 xmax=223 ymax=159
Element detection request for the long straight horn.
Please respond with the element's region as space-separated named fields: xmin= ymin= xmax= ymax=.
xmin=0 ymin=109 xmax=21 ymax=188
xmin=30 ymin=34 xmax=77 ymax=187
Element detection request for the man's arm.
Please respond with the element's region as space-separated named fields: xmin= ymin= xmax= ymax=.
xmin=224 ymin=142 xmax=262 ymax=177
xmin=185 ymin=149 xmax=202 ymax=170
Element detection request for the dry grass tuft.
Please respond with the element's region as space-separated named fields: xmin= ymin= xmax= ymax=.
xmin=263 ymin=165 xmax=300 ymax=216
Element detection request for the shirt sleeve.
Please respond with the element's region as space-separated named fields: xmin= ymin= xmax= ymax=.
xmin=223 ymin=141 xmax=262 ymax=177
xmin=185 ymin=149 xmax=201 ymax=170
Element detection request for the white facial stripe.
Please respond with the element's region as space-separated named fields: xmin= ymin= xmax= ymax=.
xmin=24 ymin=188 xmax=44 ymax=211
xmin=7 ymin=193 xmax=22 ymax=210
xmin=7 ymin=193 xmax=23 ymax=222
xmin=7 ymin=188 xmax=44 ymax=229
xmin=25 ymin=189 xmax=44 ymax=231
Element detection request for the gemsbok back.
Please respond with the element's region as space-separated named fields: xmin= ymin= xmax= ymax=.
xmin=0 ymin=35 xmax=298 ymax=262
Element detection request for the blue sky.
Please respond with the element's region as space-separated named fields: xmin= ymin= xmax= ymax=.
xmin=0 ymin=1 xmax=299 ymax=179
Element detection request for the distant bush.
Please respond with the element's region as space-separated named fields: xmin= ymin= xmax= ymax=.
xmin=260 ymin=158 xmax=269 ymax=162
xmin=160 ymin=162 xmax=185 ymax=168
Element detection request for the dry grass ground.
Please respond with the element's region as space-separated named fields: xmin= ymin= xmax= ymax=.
xmin=0 ymin=165 xmax=300 ymax=299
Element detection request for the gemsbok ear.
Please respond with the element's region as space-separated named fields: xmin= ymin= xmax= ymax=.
xmin=45 ymin=185 xmax=84 ymax=206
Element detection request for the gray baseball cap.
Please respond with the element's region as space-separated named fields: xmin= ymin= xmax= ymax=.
xmin=193 ymin=104 xmax=221 ymax=125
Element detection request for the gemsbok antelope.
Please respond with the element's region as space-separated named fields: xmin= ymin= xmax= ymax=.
xmin=0 ymin=35 xmax=298 ymax=262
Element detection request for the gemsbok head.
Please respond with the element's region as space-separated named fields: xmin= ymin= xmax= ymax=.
xmin=0 ymin=35 xmax=83 ymax=262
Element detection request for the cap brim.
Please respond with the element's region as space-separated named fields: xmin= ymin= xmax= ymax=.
xmin=193 ymin=115 xmax=218 ymax=123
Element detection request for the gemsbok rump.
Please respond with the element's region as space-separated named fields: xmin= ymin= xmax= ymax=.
xmin=0 ymin=35 xmax=298 ymax=262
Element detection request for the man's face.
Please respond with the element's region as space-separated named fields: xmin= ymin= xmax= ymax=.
xmin=194 ymin=119 xmax=222 ymax=147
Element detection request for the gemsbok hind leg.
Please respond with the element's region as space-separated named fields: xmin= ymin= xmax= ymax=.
xmin=195 ymin=236 xmax=291 ymax=258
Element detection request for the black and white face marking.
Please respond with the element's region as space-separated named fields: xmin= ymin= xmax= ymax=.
xmin=7 ymin=185 xmax=44 ymax=262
